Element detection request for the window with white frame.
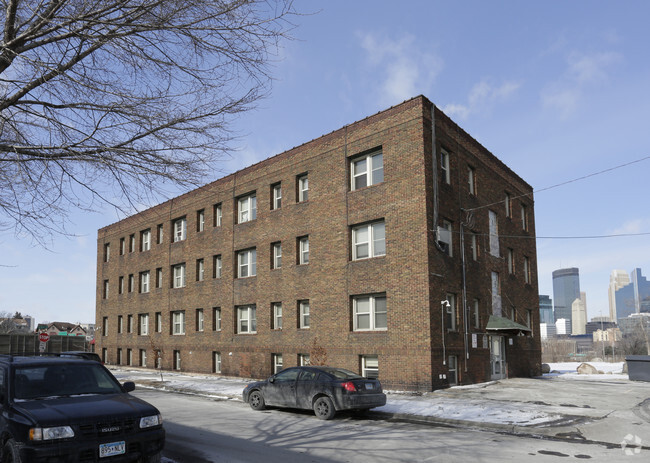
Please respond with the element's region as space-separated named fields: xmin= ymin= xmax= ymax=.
xmin=197 ymin=209 xmax=205 ymax=232
xmin=473 ymin=299 xmax=480 ymax=329
xmin=353 ymin=294 xmax=387 ymax=331
xmin=524 ymin=256 xmax=531 ymax=284
xmin=440 ymin=149 xmax=450 ymax=185
xmin=214 ymin=352 xmax=221 ymax=373
xmin=488 ymin=210 xmax=499 ymax=257
xmin=213 ymin=203 xmax=222 ymax=227
xmin=117 ymin=315 xmax=123 ymax=334
xmin=271 ymin=183 xmax=282 ymax=210
xmin=361 ymin=355 xmax=379 ymax=379
xmin=297 ymin=174 xmax=309 ymax=202
xmin=470 ymin=232 xmax=479 ymax=261
xmin=139 ymin=314 xmax=149 ymax=335
xmin=140 ymin=349 xmax=147 ymax=367
xmin=468 ymin=166 xmax=476 ymax=195
xmin=299 ymin=300 xmax=310 ymax=329
xmin=140 ymin=271 xmax=150 ymax=293
xmin=441 ymin=220 xmax=453 ymax=257
xmin=103 ymin=243 xmax=110 ymax=262
xmin=156 ymin=268 xmax=162 ymax=288
xmin=173 ymin=350 xmax=181 ymax=370
xmin=196 ymin=308 xmax=204 ymax=331
xmin=172 ymin=311 xmax=185 ymax=335
xmin=172 ymin=217 xmax=187 ymax=242
xmin=298 ymin=236 xmax=309 ymax=265
xmin=141 ymin=229 xmax=151 ymax=251
xmin=507 ymin=248 xmax=515 ymax=274
xmin=172 ymin=263 xmax=186 ymax=288
xmin=237 ymin=248 xmax=257 ymax=278
xmin=272 ymin=242 xmax=282 ymax=269
xmin=238 ymin=193 xmax=257 ymax=224
xmin=119 ymin=237 xmax=125 ymax=255
xmin=129 ymin=234 xmax=135 ymax=253
xmin=156 ymin=224 xmax=163 ymax=244
xmin=445 ymin=293 xmax=457 ymax=331
xmin=351 ymin=150 xmax=383 ymax=190
xmin=213 ymin=307 xmax=221 ymax=331
xmin=102 ymin=317 xmax=108 ymax=336
xmin=448 ymin=355 xmax=458 ymax=385
xmin=299 ymin=353 xmax=310 ymax=366
xmin=196 ymin=258 xmax=204 ymax=281
xmin=272 ymin=354 xmax=283 ymax=374
xmin=127 ymin=315 xmax=133 ymax=333
xmin=237 ymin=305 xmax=257 ymax=334
xmin=521 ymin=204 xmax=529 ymax=231
xmin=103 ymin=280 xmax=109 ymax=299
xmin=352 ymin=221 xmax=385 ymax=260
xmin=272 ymin=302 xmax=282 ymax=329
xmin=213 ymin=255 xmax=222 ymax=278
xmin=155 ymin=312 xmax=162 ymax=332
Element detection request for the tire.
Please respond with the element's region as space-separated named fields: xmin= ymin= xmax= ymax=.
xmin=248 ymin=390 xmax=266 ymax=410
xmin=140 ymin=452 xmax=162 ymax=463
xmin=313 ymin=396 xmax=336 ymax=420
xmin=3 ymin=439 xmax=23 ymax=463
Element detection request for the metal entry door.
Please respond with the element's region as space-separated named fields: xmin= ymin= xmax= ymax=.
xmin=490 ymin=335 xmax=506 ymax=380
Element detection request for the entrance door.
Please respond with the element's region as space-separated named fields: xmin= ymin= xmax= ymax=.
xmin=490 ymin=335 xmax=506 ymax=380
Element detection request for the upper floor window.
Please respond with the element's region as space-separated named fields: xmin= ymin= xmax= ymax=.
xmin=237 ymin=305 xmax=256 ymax=334
xmin=213 ymin=307 xmax=222 ymax=331
xmin=352 ymin=221 xmax=385 ymax=260
xmin=524 ymin=256 xmax=532 ymax=284
xmin=172 ymin=263 xmax=186 ymax=288
xmin=445 ymin=293 xmax=457 ymax=331
xmin=488 ymin=210 xmax=499 ymax=257
xmin=103 ymin=243 xmax=110 ymax=262
xmin=119 ymin=238 xmax=125 ymax=255
xmin=117 ymin=315 xmax=123 ymax=334
xmin=271 ymin=183 xmax=282 ymax=210
xmin=440 ymin=149 xmax=450 ymax=185
xmin=299 ymin=300 xmax=310 ymax=329
xmin=238 ymin=193 xmax=257 ymax=224
xmin=491 ymin=271 xmax=502 ymax=316
xmin=440 ymin=220 xmax=453 ymax=257
xmin=298 ymin=236 xmax=309 ymax=265
xmin=139 ymin=314 xmax=149 ymax=335
xmin=155 ymin=268 xmax=163 ymax=289
xmin=155 ymin=312 xmax=162 ymax=333
xmin=196 ymin=258 xmax=204 ymax=281
xmin=128 ymin=274 xmax=135 ymax=293
xmin=118 ymin=276 xmax=124 ymax=294
xmin=196 ymin=308 xmax=204 ymax=332
xmin=351 ymin=150 xmax=383 ymax=190
xmin=468 ymin=166 xmax=476 ymax=195
xmin=297 ymin=174 xmax=309 ymax=202
xmin=140 ymin=229 xmax=151 ymax=251
xmin=213 ymin=255 xmax=222 ymax=278
xmin=470 ymin=232 xmax=479 ymax=261
xmin=197 ymin=209 xmax=205 ymax=232
xmin=127 ymin=315 xmax=133 ymax=333
xmin=102 ymin=280 xmax=109 ymax=299
xmin=173 ymin=217 xmax=187 ymax=242
xmin=237 ymin=248 xmax=257 ymax=278
xmin=272 ymin=302 xmax=282 ymax=329
xmin=102 ymin=317 xmax=108 ymax=336
xmin=156 ymin=224 xmax=163 ymax=244
xmin=521 ymin=204 xmax=529 ymax=231
xmin=213 ymin=203 xmax=222 ymax=227
xmin=505 ymin=193 xmax=512 ymax=218
xmin=473 ymin=299 xmax=480 ymax=329
xmin=129 ymin=234 xmax=136 ymax=253
xmin=172 ymin=311 xmax=185 ymax=335
xmin=140 ymin=271 xmax=150 ymax=293
xmin=272 ymin=242 xmax=282 ymax=269
xmin=507 ymin=248 xmax=515 ymax=274
xmin=353 ymin=294 xmax=387 ymax=331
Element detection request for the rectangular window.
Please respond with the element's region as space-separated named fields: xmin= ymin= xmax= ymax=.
xmin=298 ymin=236 xmax=309 ymax=265
xmin=127 ymin=349 xmax=132 ymax=366
xmin=448 ymin=355 xmax=458 ymax=385
xmin=213 ymin=203 xmax=222 ymax=227
xmin=272 ymin=302 xmax=282 ymax=329
xmin=172 ymin=263 xmax=186 ymax=288
xmin=470 ymin=232 xmax=479 ymax=261
xmin=299 ymin=354 xmax=310 ymax=366
xmin=172 ymin=311 xmax=185 ymax=335
xmin=117 ymin=348 xmax=122 ymax=365
xmin=213 ymin=255 xmax=222 ymax=278
xmin=102 ymin=348 xmax=107 ymax=363
xmin=238 ymin=193 xmax=257 ymax=224
xmin=129 ymin=234 xmax=135 ymax=253
xmin=473 ymin=299 xmax=480 ymax=329
xmin=352 ymin=221 xmax=385 ymax=260
xmin=488 ymin=210 xmax=499 ymax=257
xmin=213 ymin=307 xmax=221 ymax=331
xmin=196 ymin=308 xmax=204 ymax=332
xmin=141 ymin=229 xmax=151 ymax=251
xmin=361 ymin=355 xmax=379 ymax=379
xmin=173 ymin=350 xmax=181 ymax=370
xmin=197 ymin=209 xmax=205 ymax=232
xmin=507 ymin=248 xmax=515 ymax=274
xmin=492 ymin=271 xmax=502 ymax=316
xmin=441 ymin=149 xmax=450 ymax=185
xmin=524 ymin=256 xmax=531 ymax=284
xmin=155 ymin=312 xmax=162 ymax=333
xmin=128 ymin=274 xmax=134 ymax=293
xmin=237 ymin=248 xmax=257 ymax=278
xmin=102 ymin=317 xmax=108 ymax=336
xmin=157 ymin=224 xmax=164 ymax=244
xmin=521 ymin=204 xmax=529 ymax=231
xmin=127 ymin=315 xmax=133 ymax=333
xmin=139 ymin=314 xmax=149 ymax=335
xmin=140 ymin=349 xmax=147 ymax=367
xmin=441 ymin=220 xmax=453 ymax=257
xmin=140 ymin=271 xmax=150 ymax=293
xmin=103 ymin=243 xmax=110 ymax=262
xmin=272 ymin=354 xmax=283 ymax=374
xmin=196 ymin=258 xmax=204 ymax=281
xmin=271 ymin=183 xmax=282 ymax=210
xmin=297 ymin=174 xmax=309 ymax=202
xmin=156 ymin=268 xmax=163 ymax=289
xmin=214 ymin=352 xmax=222 ymax=373
xmin=299 ymin=300 xmax=310 ymax=329
xmin=272 ymin=242 xmax=282 ymax=269
xmin=173 ymin=217 xmax=187 ymax=242
xmin=505 ymin=193 xmax=512 ymax=218
xmin=102 ymin=280 xmax=109 ymax=299
xmin=118 ymin=276 xmax=124 ymax=295
xmin=237 ymin=305 xmax=257 ymax=334
xmin=351 ymin=149 xmax=383 ymax=190
xmin=119 ymin=238 xmax=125 ymax=255
xmin=117 ymin=315 xmax=123 ymax=334
xmin=468 ymin=166 xmax=476 ymax=195
xmin=353 ymin=294 xmax=387 ymax=331
xmin=445 ymin=293 xmax=457 ymax=331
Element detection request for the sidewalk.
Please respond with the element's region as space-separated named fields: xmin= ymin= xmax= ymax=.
xmin=110 ymin=365 xmax=650 ymax=451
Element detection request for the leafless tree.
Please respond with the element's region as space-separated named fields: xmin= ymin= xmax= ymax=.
xmin=0 ymin=0 xmax=295 ymax=243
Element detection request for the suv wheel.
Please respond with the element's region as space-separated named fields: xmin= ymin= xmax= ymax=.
xmin=3 ymin=439 xmax=23 ymax=463
xmin=313 ymin=396 xmax=336 ymax=420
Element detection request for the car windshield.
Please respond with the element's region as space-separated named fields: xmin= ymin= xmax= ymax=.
xmin=13 ymin=363 xmax=123 ymax=399
xmin=325 ymin=368 xmax=364 ymax=380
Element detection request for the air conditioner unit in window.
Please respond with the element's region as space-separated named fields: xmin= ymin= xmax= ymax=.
xmin=437 ymin=226 xmax=451 ymax=246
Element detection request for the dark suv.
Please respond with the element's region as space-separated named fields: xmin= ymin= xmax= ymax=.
xmin=0 ymin=355 xmax=164 ymax=462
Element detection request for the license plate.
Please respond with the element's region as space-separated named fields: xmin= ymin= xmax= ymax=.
xmin=99 ymin=441 xmax=126 ymax=458
xmin=365 ymin=383 xmax=374 ymax=390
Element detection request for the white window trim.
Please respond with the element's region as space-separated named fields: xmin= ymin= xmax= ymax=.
xmin=272 ymin=184 xmax=282 ymax=210
xmin=361 ymin=355 xmax=379 ymax=379
xmin=197 ymin=209 xmax=205 ymax=232
xmin=172 ymin=311 xmax=185 ymax=335
xmin=141 ymin=230 xmax=151 ymax=251
xmin=273 ymin=243 xmax=282 ymax=269
xmin=445 ymin=293 xmax=457 ymax=331
xmin=214 ymin=204 xmax=222 ymax=227
xmin=468 ymin=166 xmax=476 ymax=195
xmin=298 ymin=237 xmax=309 ymax=265
xmin=214 ymin=352 xmax=222 ymax=373
xmin=299 ymin=300 xmax=310 ymax=329
xmin=238 ymin=194 xmax=257 ymax=224
xmin=351 ymin=151 xmax=383 ymax=190
xmin=273 ymin=303 xmax=282 ymax=329
xmin=197 ymin=309 xmax=204 ymax=331
xmin=273 ymin=354 xmax=283 ymax=374
xmin=140 ymin=272 xmax=150 ymax=293
xmin=353 ymin=294 xmax=387 ymax=331
xmin=441 ymin=220 xmax=453 ymax=257
xmin=352 ymin=221 xmax=385 ymax=260
xmin=173 ymin=264 xmax=186 ymax=288
xmin=441 ymin=149 xmax=450 ymax=184
xmin=298 ymin=175 xmax=309 ymax=202
xmin=237 ymin=305 xmax=257 ymax=334
xmin=237 ymin=248 xmax=257 ymax=278
xmin=173 ymin=218 xmax=187 ymax=242
xmin=140 ymin=314 xmax=149 ymax=336
xmin=197 ymin=259 xmax=204 ymax=281
xmin=214 ymin=307 xmax=222 ymax=331
xmin=214 ymin=255 xmax=222 ymax=278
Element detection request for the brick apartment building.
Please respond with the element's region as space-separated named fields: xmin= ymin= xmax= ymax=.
xmin=96 ymin=95 xmax=541 ymax=391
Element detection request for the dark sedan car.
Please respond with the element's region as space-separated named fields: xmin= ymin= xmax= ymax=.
xmin=242 ymin=366 xmax=387 ymax=420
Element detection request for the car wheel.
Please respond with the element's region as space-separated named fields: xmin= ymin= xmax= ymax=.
xmin=3 ymin=439 xmax=23 ymax=463
xmin=313 ymin=396 xmax=336 ymax=420
xmin=249 ymin=390 xmax=266 ymax=410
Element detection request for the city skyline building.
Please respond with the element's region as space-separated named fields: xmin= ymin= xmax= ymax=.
xmin=571 ymin=292 xmax=587 ymax=335
xmin=615 ymin=268 xmax=650 ymax=324
xmin=609 ymin=269 xmax=631 ymax=322
xmin=539 ymin=295 xmax=554 ymax=325
xmin=552 ymin=267 xmax=580 ymax=334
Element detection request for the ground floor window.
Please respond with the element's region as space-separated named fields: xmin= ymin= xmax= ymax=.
xmin=272 ymin=353 xmax=283 ymax=374
xmin=117 ymin=348 xmax=122 ymax=365
xmin=299 ymin=353 xmax=310 ymax=366
xmin=448 ymin=355 xmax=458 ymax=385
xmin=140 ymin=349 xmax=147 ymax=367
xmin=361 ymin=355 xmax=379 ymax=379
xmin=213 ymin=352 xmax=221 ymax=373
xmin=102 ymin=348 xmax=107 ymax=364
xmin=127 ymin=348 xmax=132 ymax=366
xmin=173 ymin=350 xmax=181 ymax=370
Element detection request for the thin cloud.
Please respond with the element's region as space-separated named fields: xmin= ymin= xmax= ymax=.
xmin=442 ymin=80 xmax=521 ymax=120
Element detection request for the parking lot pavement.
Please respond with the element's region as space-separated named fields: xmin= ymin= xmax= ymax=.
xmin=110 ymin=367 xmax=650 ymax=449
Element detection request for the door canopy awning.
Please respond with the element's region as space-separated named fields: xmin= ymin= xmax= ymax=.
xmin=486 ymin=315 xmax=532 ymax=335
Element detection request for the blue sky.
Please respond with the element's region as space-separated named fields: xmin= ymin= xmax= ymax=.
xmin=1 ymin=0 xmax=649 ymax=325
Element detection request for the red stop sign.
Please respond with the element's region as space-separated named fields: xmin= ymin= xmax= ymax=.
xmin=39 ymin=332 xmax=50 ymax=343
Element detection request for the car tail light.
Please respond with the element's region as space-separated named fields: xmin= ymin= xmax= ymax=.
xmin=341 ymin=381 xmax=356 ymax=392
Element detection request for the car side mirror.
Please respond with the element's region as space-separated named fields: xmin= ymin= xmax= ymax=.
xmin=122 ymin=381 xmax=136 ymax=392
xmin=269 ymin=377 xmax=275 ymax=383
